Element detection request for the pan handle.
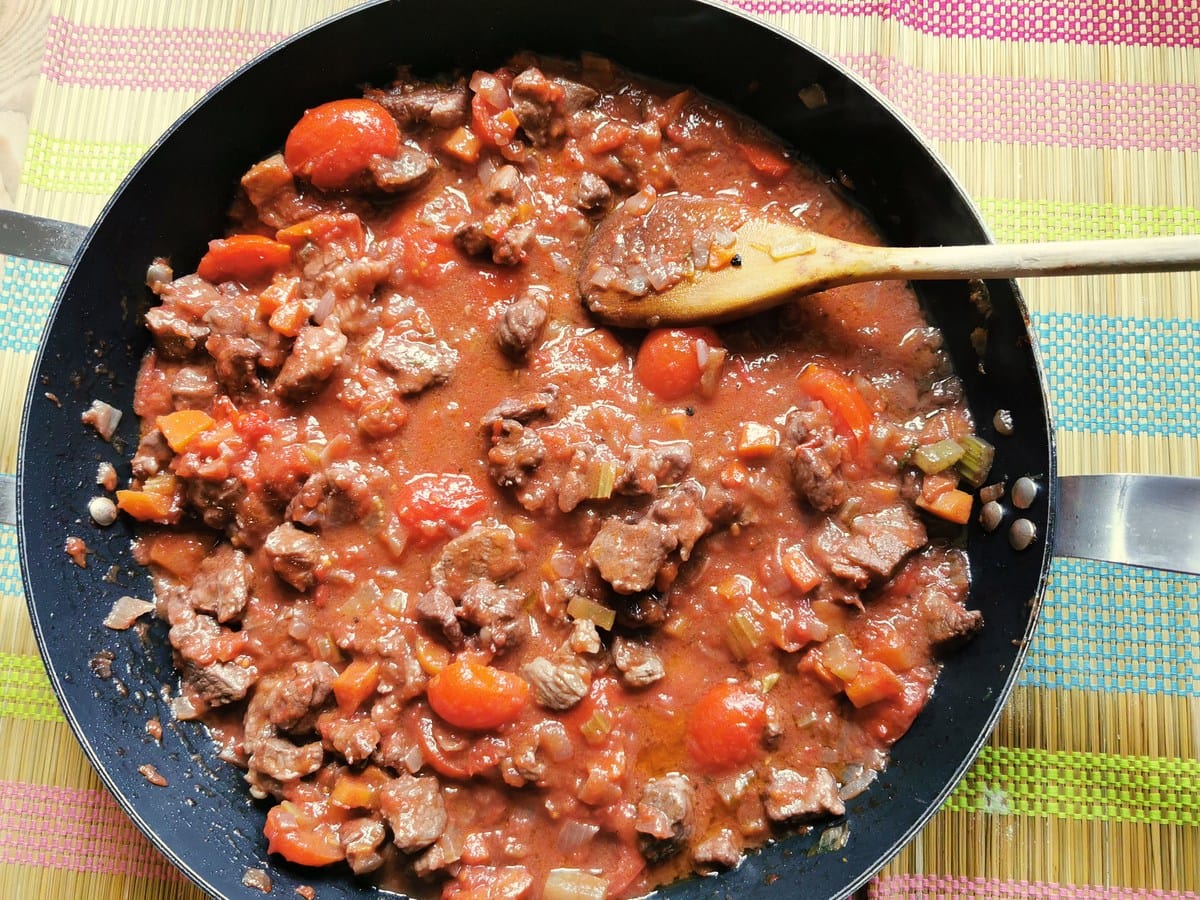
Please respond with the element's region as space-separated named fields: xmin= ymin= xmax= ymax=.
xmin=1055 ymin=474 xmax=1200 ymax=576
xmin=0 ymin=209 xmax=88 ymax=267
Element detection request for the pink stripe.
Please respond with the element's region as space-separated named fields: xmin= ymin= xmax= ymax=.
xmin=723 ymin=0 xmax=1200 ymax=47
xmin=841 ymin=53 xmax=1200 ymax=151
xmin=0 ymin=779 xmax=183 ymax=880
xmin=871 ymin=874 xmax=1200 ymax=899
xmin=41 ymin=15 xmax=286 ymax=92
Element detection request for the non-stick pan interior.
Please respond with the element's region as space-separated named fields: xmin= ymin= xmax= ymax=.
xmin=18 ymin=1 xmax=1053 ymax=897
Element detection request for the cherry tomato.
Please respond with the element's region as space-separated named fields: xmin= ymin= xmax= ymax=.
xmin=427 ymin=659 xmax=530 ymax=731
xmin=284 ymin=98 xmax=400 ymax=191
xmin=396 ymin=473 xmax=489 ymax=544
xmin=686 ymin=682 xmax=767 ymax=771
xmin=634 ymin=327 xmax=722 ymax=401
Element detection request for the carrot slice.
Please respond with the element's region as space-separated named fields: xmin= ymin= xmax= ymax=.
xmin=196 ymin=234 xmax=291 ymax=284
xmin=156 ymin=409 xmax=215 ymax=452
xmin=332 ymin=658 xmax=381 ymax=715
xmin=797 ymin=364 xmax=874 ymax=447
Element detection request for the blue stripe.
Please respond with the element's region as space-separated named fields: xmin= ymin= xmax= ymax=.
xmin=1033 ymin=311 xmax=1200 ymax=437
xmin=0 ymin=525 xmax=21 ymax=603
xmin=0 ymin=256 xmax=63 ymax=354
xmin=1020 ymin=557 xmax=1200 ymax=695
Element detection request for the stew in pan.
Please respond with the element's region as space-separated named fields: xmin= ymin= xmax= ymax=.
xmin=110 ymin=54 xmax=990 ymax=898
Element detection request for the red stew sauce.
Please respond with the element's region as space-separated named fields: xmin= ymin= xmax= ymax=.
xmin=124 ymin=54 xmax=987 ymax=899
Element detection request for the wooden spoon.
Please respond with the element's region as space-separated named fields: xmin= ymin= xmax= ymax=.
xmin=579 ymin=193 xmax=1200 ymax=327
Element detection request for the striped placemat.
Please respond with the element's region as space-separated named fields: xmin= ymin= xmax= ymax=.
xmin=2 ymin=0 xmax=1197 ymax=897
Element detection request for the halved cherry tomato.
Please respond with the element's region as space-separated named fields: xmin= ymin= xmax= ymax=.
xmin=686 ymin=682 xmax=767 ymax=771
xmin=634 ymin=327 xmax=722 ymax=401
xmin=396 ymin=473 xmax=489 ymax=545
xmin=284 ymin=98 xmax=400 ymax=191
xmin=263 ymin=803 xmax=344 ymax=867
xmin=427 ymin=658 xmax=530 ymax=731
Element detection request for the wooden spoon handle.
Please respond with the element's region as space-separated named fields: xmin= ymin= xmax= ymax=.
xmin=859 ymin=234 xmax=1200 ymax=282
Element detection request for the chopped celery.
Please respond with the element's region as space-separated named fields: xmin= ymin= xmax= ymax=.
xmin=579 ymin=710 xmax=612 ymax=745
xmin=759 ymin=672 xmax=781 ymax=693
xmin=912 ymin=438 xmax=965 ymax=474
xmin=586 ymin=460 xmax=620 ymax=500
xmin=727 ymin=611 xmax=765 ymax=661
xmin=955 ymin=434 xmax=996 ymax=488
xmin=567 ymin=595 xmax=616 ymax=631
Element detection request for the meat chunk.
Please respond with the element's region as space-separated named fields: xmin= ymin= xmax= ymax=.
xmin=486 ymin=420 xmax=545 ymax=490
xmin=521 ymin=656 xmax=590 ymax=710
xmin=842 ymin=506 xmax=927 ymax=583
xmin=574 ymin=172 xmax=612 ymax=213
xmin=185 ymin=476 xmax=243 ymax=531
xmin=375 ymin=334 xmax=457 ymax=394
xmin=206 ymin=333 xmax=261 ymax=393
xmin=649 ymin=480 xmax=711 ymax=560
xmin=635 ymin=774 xmax=695 ymax=862
xmin=186 ymin=660 xmax=255 ymax=707
xmin=240 ymin=153 xmax=323 ymax=229
xmin=263 ymin=522 xmax=324 ymax=591
xmin=171 ymin=365 xmax=218 ymax=408
xmin=763 ymin=767 xmax=845 ymax=822
xmin=611 ymin=636 xmax=665 ymax=688
xmin=369 ymin=146 xmax=436 ymax=193
xmin=485 ymin=164 xmax=521 ymax=203
xmin=248 ymin=737 xmax=324 ymax=782
xmin=131 ymin=430 xmax=173 ymax=479
xmin=379 ymin=773 xmax=447 ymax=853
xmin=319 ymin=714 xmax=382 ymax=765
xmin=341 ymin=818 xmax=387 ymax=876
xmin=366 ymin=78 xmax=469 ymax=129
xmin=415 ymin=586 xmax=464 ymax=647
xmin=589 ymin=516 xmax=676 ymax=594
xmin=510 ymin=67 xmax=598 ymax=145
xmin=433 ymin=523 xmax=524 ymax=597
xmin=496 ymin=290 xmax=549 ymax=358
xmin=276 ymin=322 xmax=347 ymax=402
xmin=619 ymin=441 xmax=693 ymax=496
xmin=145 ymin=306 xmax=209 ymax=359
xmin=785 ymin=403 xmax=849 ymax=511
xmin=693 ymin=829 xmax=741 ymax=869
xmin=454 ymin=218 xmax=535 ymax=266
xmin=482 ymin=387 xmax=558 ymax=426
xmin=287 ymin=463 xmax=376 ymax=530
xmin=459 ymin=581 xmax=527 ymax=653
xmin=919 ymin=588 xmax=983 ymax=650
xmin=187 ymin=544 xmax=251 ymax=623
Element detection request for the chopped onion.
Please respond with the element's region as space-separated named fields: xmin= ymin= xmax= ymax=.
xmin=587 ymin=265 xmax=617 ymax=289
xmin=171 ymin=694 xmax=201 ymax=721
xmin=839 ymin=764 xmax=878 ymax=800
xmin=81 ymin=400 xmax=122 ymax=442
xmin=469 ymin=70 xmax=509 ymax=109
xmin=538 ymin=720 xmax=575 ymax=762
xmin=103 ymin=596 xmax=155 ymax=630
xmin=624 ymin=186 xmax=657 ymax=217
xmin=556 ymin=820 xmax=600 ymax=854
xmin=543 ymin=868 xmax=608 ymax=900
xmin=691 ymin=231 xmax=711 ymax=269
xmin=312 ymin=290 xmax=336 ymax=325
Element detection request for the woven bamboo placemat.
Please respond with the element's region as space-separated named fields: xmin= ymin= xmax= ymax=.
xmin=1 ymin=1 xmax=1197 ymax=897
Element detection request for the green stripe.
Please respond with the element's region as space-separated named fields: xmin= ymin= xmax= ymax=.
xmin=979 ymin=198 xmax=1200 ymax=243
xmin=0 ymin=652 xmax=63 ymax=723
xmin=22 ymin=132 xmax=147 ymax=196
xmin=945 ymin=745 xmax=1200 ymax=825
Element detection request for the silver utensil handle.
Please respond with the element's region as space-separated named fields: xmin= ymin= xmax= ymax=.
xmin=0 ymin=210 xmax=88 ymax=267
xmin=1055 ymin=474 xmax=1200 ymax=576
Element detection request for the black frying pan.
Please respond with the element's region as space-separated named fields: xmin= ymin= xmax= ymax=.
xmin=8 ymin=0 xmax=1081 ymax=896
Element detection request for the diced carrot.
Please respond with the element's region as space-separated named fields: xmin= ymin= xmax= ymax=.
xmin=736 ymin=422 xmax=779 ymax=460
xmin=585 ymin=121 xmax=631 ymax=154
xmin=116 ymin=489 xmax=175 ymax=522
xmin=256 ymin=275 xmax=300 ymax=316
xmin=443 ymin=126 xmax=482 ymax=164
xmin=580 ymin=329 xmax=624 ymax=366
xmin=268 ymin=295 xmax=319 ymax=337
xmin=797 ymin=364 xmax=874 ymax=448
xmin=275 ymin=213 xmax=364 ymax=252
xmin=329 ymin=767 xmax=389 ymax=810
xmin=844 ymin=658 xmax=905 ymax=708
xmin=415 ymin=634 xmax=452 ymax=675
xmin=196 ymin=234 xmax=291 ymax=284
xmin=917 ymin=486 xmax=974 ymax=525
xmin=739 ymin=141 xmax=792 ymax=178
xmin=332 ymin=658 xmax=381 ymax=715
xmin=720 ymin=460 xmax=750 ymax=489
xmin=156 ymin=409 xmax=215 ymax=452
xmin=781 ymin=545 xmax=822 ymax=594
